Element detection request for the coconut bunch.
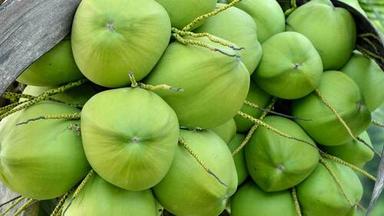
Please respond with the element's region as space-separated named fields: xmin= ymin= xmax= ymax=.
xmin=0 ymin=0 xmax=383 ymax=216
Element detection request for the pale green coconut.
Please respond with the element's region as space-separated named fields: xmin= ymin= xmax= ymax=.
xmin=155 ymin=0 xmax=216 ymax=29
xmin=230 ymin=0 xmax=285 ymax=42
xmin=297 ymin=159 xmax=363 ymax=216
xmin=64 ymin=175 xmax=157 ymax=216
xmin=231 ymin=182 xmax=296 ymax=216
xmin=245 ymin=116 xmax=319 ymax=192
xmin=22 ymin=84 xmax=97 ymax=105
xmin=81 ymin=87 xmax=179 ymax=191
xmin=145 ymin=39 xmax=250 ymax=129
xmin=234 ymin=81 xmax=271 ymax=133
xmin=71 ymin=0 xmax=171 ymax=87
xmin=195 ymin=4 xmax=262 ymax=73
xmin=253 ymin=31 xmax=323 ymax=99
xmin=211 ymin=118 xmax=237 ymax=143
xmin=153 ymin=130 xmax=238 ymax=216
xmin=17 ymin=39 xmax=83 ymax=86
xmin=287 ymin=0 xmax=356 ymax=70
xmin=323 ymin=131 xmax=374 ymax=167
xmin=292 ymin=71 xmax=372 ymax=146
xmin=228 ymin=134 xmax=248 ymax=185
xmin=341 ymin=52 xmax=384 ymax=112
xmin=0 ymin=102 xmax=89 ymax=200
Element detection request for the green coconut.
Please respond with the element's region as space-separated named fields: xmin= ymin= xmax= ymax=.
xmin=297 ymin=159 xmax=363 ymax=216
xmin=64 ymin=175 xmax=157 ymax=216
xmin=145 ymin=39 xmax=250 ymax=129
xmin=231 ymin=181 xmax=296 ymax=216
xmin=341 ymin=52 xmax=384 ymax=112
xmin=245 ymin=116 xmax=320 ymax=192
xmin=195 ymin=4 xmax=262 ymax=73
xmin=228 ymin=134 xmax=248 ymax=185
xmin=292 ymin=71 xmax=372 ymax=146
xmin=234 ymin=81 xmax=271 ymax=133
xmin=71 ymin=0 xmax=171 ymax=87
xmin=323 ymin=131 xmax=374 ymax=167
xmin=211 ymin=118 xmax=237 ymax=143
xmin=0 ymin=102 xmax=89 ymax=200
xmin=17 ymin=39 xmax=83 ymax=86
xmin=155 ymin=0 xmax=216 ymax=29
xmin=286 ymin=0 xmax=356 ymax=70
xmin=153 ymin=130 xmax=238 ymax=216
xmin=253 ymin=31 xmax=323 ymax=99
xmin=81 ymin=87 xmax=179 ymax=191
xmin=22 ymin=84 xmax=97 ymax=105
xmin=230 ymin=0 xmax=285 ymax=42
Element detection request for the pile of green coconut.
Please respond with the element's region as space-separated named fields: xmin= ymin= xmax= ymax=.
xmin=1 ymin=0 xmax=384 ymax=215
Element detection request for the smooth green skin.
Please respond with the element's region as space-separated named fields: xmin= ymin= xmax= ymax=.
xmin=155 ymin=0 xmax=216 ymax=29
xmin=81 ymin=88 xmax=179 ymax=191
xmin=323 ymin=131 xmax=374 ymax=167
xmin=341 ymin=52 xmax=384 ymax=112
xmin=0 ymin=102 xmax=89 ymax=200
xmin=287 ymin=0 xmax=356 ymax=70
xmin=292 ymin=71 xmax=372 ymax=146
xmin=71 ymin=0 xmax=171 ymax=87
xmin=234 ymin=81 xmax=271 ymax=133
xmin=22 ymin=84 xmax=97 ymax=105
xmin=297 ymin=159 xmax=363 ymax=216
xmin=64 ymin=175 xmax=157 ymax=216
xmin=17 ymin=39 xmax=83 ymax=86
xmin=339 ymin=0 xmax=367 ymax=16
xmin=153 ymin=130 xmax=238 ymax=216
xmin=231 ymin=182 xmax=296 ymax=216
xmin=245 ymin=116 xmax=319 ymax=192
xmin=145 ymin=40 xmax=250 ymax=129
xmin=231 ymin=0 xmax=285 ymax=42
xmin=253 ymin=31 xmax=323 ymax=99
xmin=195 ymin=4 xmax=262 ymax=73
xmin=211 ymin=118 xmax=237 ymax=143
xmin=228 ymin=134 xmax=248 ymax=185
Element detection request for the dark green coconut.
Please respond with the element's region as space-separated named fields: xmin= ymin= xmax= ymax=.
xmin=231 ymin=181 xmax=296 ymax=216
xmin=17 ymin=39 xmax=84 ymax=86
xmin=292 ymin=71 xmax=372 ymax=146
xmin=253 ymin=31 xmax=323 ymax=100
xmin=145 ymin=39 xmax=250 ymax=129
xmin=153 ymin=130 xmax=238 ymax=216
xmin=234 ymin=81 xmax=271 ymax=133
xmin=287 ymin=0 xmax=356 ymax=70
xmin=211 ymin=118 xmax=237 ymax=143
xmin=195 ymin=3 xmax=262 ymax=73
xmin=297 ymin=159 xmax=363 ymax=216
xmin=81 ymin=88 xmax=179 ymax=191
xmin=0 ymin=102 xmax=89 ymax=200
xmin=246 ymin=116 xmax=320 ymax=192
xmin=64 ymin=175 xmax=158 ymax=216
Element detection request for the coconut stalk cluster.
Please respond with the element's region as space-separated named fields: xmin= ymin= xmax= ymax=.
xmin=0 ymin=0 xmax=383 ymax=216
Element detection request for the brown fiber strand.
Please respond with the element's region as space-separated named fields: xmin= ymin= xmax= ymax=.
xmin=50 ymin=191 xmax=70 ymax=216
xmin=16 ymin=113 xmax=81 ymax=126
xmin=1 ymin=196 xmax=25 ymax=215
xmin=13 ymin=199 xmax=36 ymax=216
xmin=231 ymin=99 xmax=276 ymax=156
xmin=179 ymin=138 xmax=228 ymax=187
xmin=291 ymin=187 xmax=302 ymax=216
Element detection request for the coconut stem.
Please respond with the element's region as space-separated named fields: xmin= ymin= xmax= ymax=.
xmin=16 ymin=113 xmax=81 ymax=126
xmin=179 ymin=138 xmax=228 ymax=188
xmin=285 ymin=0 xmax=298 ymax=16
xmin=128 ymin=72 xmax=138 ymax=87
xmin=0 ymin=79 xmax=88 ymax=120
xmin=320 ymin=158 xmax=354 ymax=207
xmin=321 ymin=153 xmax=376 ymax=181
xmin=243 ymin=100 xmax=310 ymax=121
xmin=1 ymin=196 xmax=25 ymax=215
xmin=1 ymin=92 xmax=34 ymax=102
xmin=62 ymin=170 xmax=94 ymax=215
xmin=291 ymin=187 xmax=302 ymax=216
xmin=139 ymin=83 xmax=184 ymax=93
xmin=357 ymin=45 xmax=384 ymax=63
xmin=182 ymin=0 xmax=241 ymax=32
xmin=13 ymin=199 xmax=36 ymax=216
xmin=50 ymin=191 xmax=71 ymax=216
xmin=372 ymin=120 xmax=384 ymax=128
xmin=315 ymin=89 xmax=381 ymax=157
xmin=237 ymin=110 xmax=318 ymax=150
xmin=232 ymin=99 xmax=276 ymax=156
